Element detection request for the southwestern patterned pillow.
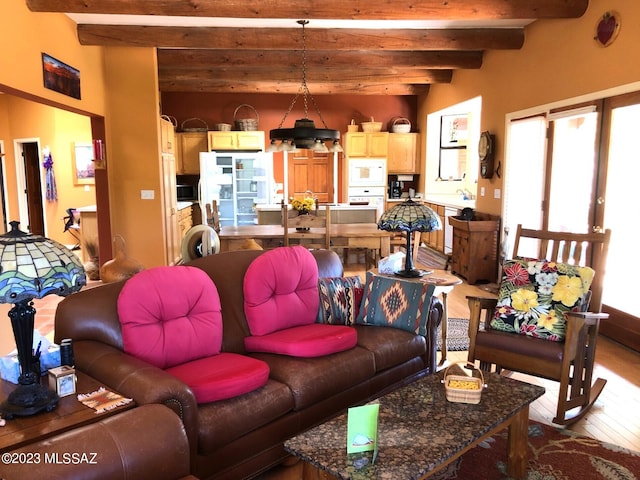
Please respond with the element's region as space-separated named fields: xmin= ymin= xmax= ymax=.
xmin=490 ymin=258 xmax=595 ymax=342
xmin=355 ymin=272 xmax=435 ymax=336
xmin=317 ymin=276 xmax=364 ymax=326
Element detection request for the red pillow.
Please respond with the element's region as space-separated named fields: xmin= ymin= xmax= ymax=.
xmin=117 ymin=266 xmax=222 ymax=369
xmin=243 ymin=246 xmax=320 ymax=336
xmin=244 ymin=324 xmax=357 ymax=357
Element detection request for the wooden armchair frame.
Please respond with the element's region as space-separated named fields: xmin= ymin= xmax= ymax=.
xmin=467 ymin=224 xmax=611 ymax=425
xmin=283 ymin=200 xmax=331 ymax=250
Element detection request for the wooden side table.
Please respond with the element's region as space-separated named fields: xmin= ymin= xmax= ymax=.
xmin=374 ymin=269 xmax=462 ymax=368
xmin=1 ymin=371 xmax=134 ymax=452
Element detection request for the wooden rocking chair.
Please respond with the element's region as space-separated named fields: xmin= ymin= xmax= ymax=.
xmin=466 ymin=224 xmax=611 ymax=425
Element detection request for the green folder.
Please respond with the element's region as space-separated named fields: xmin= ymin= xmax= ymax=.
xmin=347 ymin=403 xmax=379 ymax=455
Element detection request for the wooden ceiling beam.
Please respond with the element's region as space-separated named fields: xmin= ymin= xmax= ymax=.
xmin=77 ymin=25 xmax=524 ymax=50
xmin=158 ymin=79 xmax=429 ymax=96
xmin=26 ymin=0 xmax=589 ymax=20
xmin=157 ymin=49 xmax=483 ymax=70
xmin=159 ymin=67 xmax=453 ymax=84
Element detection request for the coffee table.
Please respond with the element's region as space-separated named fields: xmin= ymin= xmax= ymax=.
xmin=1 ymin=371 xmax=134 ymax=452
xmin=285 ymin=367 xmax=545 ymax=479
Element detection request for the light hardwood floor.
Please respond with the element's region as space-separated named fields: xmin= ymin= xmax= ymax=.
xmin=345 ymin=263 xmax=640 ymax=452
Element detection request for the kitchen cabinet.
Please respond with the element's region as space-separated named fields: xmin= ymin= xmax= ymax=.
xmin=160 ymin=117 xmax=175 ymax=154
xmin=449 ymin=214 xmax=500 ymax=284
xmin=388 ymin=133 xmax=418 ymax=173
xmin=178 ymin=204 xmax=195 ymax=241
xmin=176 ymin=132 xmax=208 ymax=174
xmin=419 ymin=202 xmax=459 ymax=255
xmin=344 ymin=132 xmax=389 ymax=157
xmin=288 ymin=149 xmax=333 ymax=203
xmin=208 ymin=131 xmax=265 ymax=151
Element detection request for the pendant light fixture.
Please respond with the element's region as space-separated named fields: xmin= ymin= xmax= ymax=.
xmin=268 ymin=20 xmax=342 ymax=153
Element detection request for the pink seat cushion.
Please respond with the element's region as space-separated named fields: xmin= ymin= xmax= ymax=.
xmin=166 ymin=353 xmax=270 ymax=403
xmin=244 ymin=324 xmax=357 ymax=357
xmin=243 ymin=246 xmax=320 ymax=336
xmin=117 ymin=266 xmax=223 ymax=369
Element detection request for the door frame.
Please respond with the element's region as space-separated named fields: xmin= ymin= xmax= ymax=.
xmin=13 ymin=138 xmax=46 ymax=234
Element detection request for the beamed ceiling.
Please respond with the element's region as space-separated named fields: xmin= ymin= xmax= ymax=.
xmin=26 ymin=0 xmax=589 ymax=96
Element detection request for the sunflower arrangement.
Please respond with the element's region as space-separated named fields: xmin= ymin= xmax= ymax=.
xmin=290 ymin=197 xmax=315 ymax=213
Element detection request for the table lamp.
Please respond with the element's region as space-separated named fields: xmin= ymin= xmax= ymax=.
xmin=378 ymin=198 xmax=442 ymax=278
xmin=0 ymin=221 xmax=86 ymax=418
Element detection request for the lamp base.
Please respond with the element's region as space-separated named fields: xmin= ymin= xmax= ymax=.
xmin=0 ymin=383 xmax=59 ymax=419
xmin=395 ymin=268 xmax=433 ymax=278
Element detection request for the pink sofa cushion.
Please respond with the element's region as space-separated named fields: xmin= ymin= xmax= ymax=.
xmin=166 ymin=353 xmax=270 ymax=403
xmin=117 ymin=266 xmax=222 ymax=369
xmin=244 ymin=324 xmax=357 ymax=357
xmin=243 ymin=246 xmax=320 ymax=336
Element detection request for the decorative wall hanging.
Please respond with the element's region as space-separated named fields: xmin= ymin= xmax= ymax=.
xmin=41 ymin=53 xmax=81 ymax=100
xmin=73 ymin=143 xmax=95 ymax=185
xmin=42 ymin=146 xmax=57 ymax=202
xmin=594 ymin=11 xmax=620 ymax=47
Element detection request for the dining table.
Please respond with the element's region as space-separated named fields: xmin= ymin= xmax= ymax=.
xmin=217 ymin=223 xmax=391 ymax=258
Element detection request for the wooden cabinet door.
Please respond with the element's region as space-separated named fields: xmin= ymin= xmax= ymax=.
xmin=345 ymin=132 xmax=389 ymax=157
xmin=176 ymin=132 xmax=208 ymax=174
xmin=208 ymin=131 xmax=236 ymax=150
xmin=288 ymin=150 xmax=333 ymax=203
xmin=160 ymin=117 xmax=175 ymax=154
xmin=368 ymin=132 xmax=389 ymax=157
xmin=236 ymin=131 xmax=265 ymax=150
xmin=388 ymin=133 xmax=417 ymax=173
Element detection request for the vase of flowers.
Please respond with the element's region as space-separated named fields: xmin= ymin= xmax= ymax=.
xmin=290 ymin=197 xmax=315 ymax=230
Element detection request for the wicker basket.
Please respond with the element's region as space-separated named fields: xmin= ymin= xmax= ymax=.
xmin=391 ymin=117 xmax=411 ymax=133
xmin=213 ymin=123 xmax=232 ymax=131
xmin=442 ymin=363 xmax=485 ymax=404
xmin=180 ymin=118 xmax=208 ymax=132
xmin=361 ymin=116 xmax=382 ymax=133
xmin=347 ymin=119 xmax=359 ymax=133
xmin=160 ymin=115 xmax=177 ymax=127
xmin=233 ymin=104 xmax=259 ymax=131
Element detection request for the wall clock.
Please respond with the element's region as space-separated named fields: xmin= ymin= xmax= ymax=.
xmin=478 ymin=131 xmax=495 ymax=179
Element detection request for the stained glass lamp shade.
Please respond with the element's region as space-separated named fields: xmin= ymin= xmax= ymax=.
xmin=377 ymin=199 xmax=442 ymax=277
xmin=0 ymin=221 xmax=86 ymax=418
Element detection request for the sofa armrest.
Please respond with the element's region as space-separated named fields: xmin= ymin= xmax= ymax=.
xmin=3 ymin=404 xmax=197 ymax=480
xmin=74 ymin=340 xmax=199 ymax=455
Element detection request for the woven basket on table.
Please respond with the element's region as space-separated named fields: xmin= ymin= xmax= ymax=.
xmin=233 ymin=104 xmax=259 ymax=131
xmin=442 ymin=363 xmax=485 ymax=404
xmin=180 ymin=118 xmax=208 ymax=132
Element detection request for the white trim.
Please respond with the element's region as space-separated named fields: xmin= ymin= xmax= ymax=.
xmin=547 ymin=105 xmax=598 ymax=122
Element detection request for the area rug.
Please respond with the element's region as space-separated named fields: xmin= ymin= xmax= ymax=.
xmin=417 ymin=245 xmax=450 ymax=270
xmin=436 ymin=318 xmax=470 ymax=351
xmin=433 ymin=421 xmax=640 ymax=480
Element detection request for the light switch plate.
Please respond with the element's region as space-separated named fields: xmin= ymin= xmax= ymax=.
xmin=494 ymin=188 xmax=501 ymax=199
xmin=141 ymin=190 xmax=155 ymax=200
xmin=480 ymin=187 xmax=485 ymax=197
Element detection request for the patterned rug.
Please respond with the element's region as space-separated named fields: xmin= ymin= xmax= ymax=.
xmin=416 ymin=245 xmax=450 ymax=270
xmin=436 ymin=318 xmax=470 ymax=351
xmin=433 ymin=421 xmax=640 ymax=479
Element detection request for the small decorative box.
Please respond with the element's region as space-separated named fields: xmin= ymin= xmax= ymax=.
xmin=48 ymin=365 xmax=76 ymax=397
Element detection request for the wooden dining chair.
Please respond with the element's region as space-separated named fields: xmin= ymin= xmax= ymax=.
xmin=206 ymin=200 xmax=221 ymax=232
xmin=282 ymin=201 xmax=331 ymax=250
xmin=466 ymin=224 xmax=611 ymax=425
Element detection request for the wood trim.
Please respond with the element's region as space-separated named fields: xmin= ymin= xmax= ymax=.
xmin=601 ymin=305 xmax=640 ymax=353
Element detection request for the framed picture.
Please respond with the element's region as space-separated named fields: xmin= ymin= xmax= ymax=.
xmin=73 ymin=143 xmax=95 ymax=185
xmin=440 ymin=114 xmax=469 ymax=148
xmin=42 ymin=53 xmax=81 ymax=100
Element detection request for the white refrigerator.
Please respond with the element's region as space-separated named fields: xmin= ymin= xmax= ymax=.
xmin=199 ymin=151 xmax=273 ymax=227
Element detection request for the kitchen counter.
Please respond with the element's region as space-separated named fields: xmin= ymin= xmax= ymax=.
xmin=423 ymin=195 xmax=476 ymax=210
xmin=177 ymin=201 xmax=196 ymax=210
xmin=256 ymin=203 xmax=378 ymax=225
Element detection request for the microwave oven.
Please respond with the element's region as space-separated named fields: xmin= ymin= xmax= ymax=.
xmin=177 ymin=184 xmax=197 ymax=201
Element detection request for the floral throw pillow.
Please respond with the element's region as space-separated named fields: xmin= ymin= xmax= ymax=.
xmin=317 ymin=276 xmax=364 ymax=326
xmin=490 ymin=258 xmax=595 ymax=342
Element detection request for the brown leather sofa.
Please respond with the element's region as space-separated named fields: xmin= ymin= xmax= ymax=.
xmin=2 ymin=404 xmax=197 ymax=480
xmin=54 ymin=249 xmax=443 ymax=480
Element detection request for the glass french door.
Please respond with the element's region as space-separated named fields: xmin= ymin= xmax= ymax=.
xmin=505 ymin=92 xmax=640 ymax=350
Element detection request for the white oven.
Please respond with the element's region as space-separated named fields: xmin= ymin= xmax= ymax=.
xmin=348 ymin=186 xmax=386 ymax=220
xmin=348 ymin=158 xmax=386 ymax=187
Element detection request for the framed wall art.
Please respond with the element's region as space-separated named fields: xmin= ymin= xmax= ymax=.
xmin=73 ymin=143 xmax=95 ymax=185
xmin=42 ymin=53 xmax=81 ymax=100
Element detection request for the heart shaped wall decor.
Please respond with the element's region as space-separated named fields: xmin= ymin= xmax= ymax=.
xmin=594 ymin=11 xmax=620 ymax=47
